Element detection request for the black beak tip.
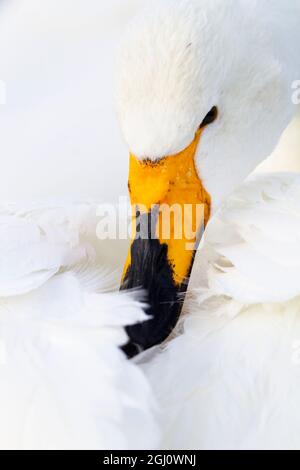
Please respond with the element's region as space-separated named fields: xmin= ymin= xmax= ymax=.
xmin=121 ymin=341 xmax=142 ymax=359
xmin=120 ymin=211 xmax=193 ymax=359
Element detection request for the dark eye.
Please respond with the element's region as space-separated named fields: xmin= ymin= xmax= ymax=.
xmin=199 ymin=106 xmax=218 ymax=129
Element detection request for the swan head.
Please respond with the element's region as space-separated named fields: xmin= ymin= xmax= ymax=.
xmin=116 ymin=0 xmax=297 ymax=356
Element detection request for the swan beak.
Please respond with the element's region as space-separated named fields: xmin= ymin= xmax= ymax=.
xmin=121 ymin=129 xmax=211 ymax=357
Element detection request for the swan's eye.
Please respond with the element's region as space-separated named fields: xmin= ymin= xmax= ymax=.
xmin=199 ymin=106 xmax=218 ymax=129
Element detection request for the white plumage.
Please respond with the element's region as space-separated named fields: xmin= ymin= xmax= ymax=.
xmin=116 ymin=0 xmax=300 ymax=209
xmin=116 ymin=0 xmax=300 ymax=450
xmin=1 ymin=0 xmax=300 ymax=451
xmin=139 ymin=173 xmax=300 ymax=450
xmin=191 ymin=173 xmax=300 ymax=303
xmin=0 ymin=204 xmax=159 ymax=449
xmin=0 ymin=1 xmax=162 ymax=450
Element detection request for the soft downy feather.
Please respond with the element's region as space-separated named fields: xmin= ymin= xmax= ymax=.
xmin=0 ymin=202 xmax=159 ymax=450
xmin=138 ymin=173 xmax=300 ymax=450
xmin=193 ymin=173 xmax=300 ymax=303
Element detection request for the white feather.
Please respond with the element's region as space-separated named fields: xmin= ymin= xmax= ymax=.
xmin=139 ymin=173 xmax=300 ymax=450
xmin=0 ymin=203 xmax=159 ymax=450
xmin=200 ymin=174 xmax=300 ymax=303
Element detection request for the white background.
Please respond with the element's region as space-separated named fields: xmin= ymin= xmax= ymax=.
xmin=0 ymin=0 xmax=144 ymax=204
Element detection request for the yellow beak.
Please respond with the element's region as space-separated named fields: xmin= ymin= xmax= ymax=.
xmin=121 ymin=129 xmax=211 ymax=357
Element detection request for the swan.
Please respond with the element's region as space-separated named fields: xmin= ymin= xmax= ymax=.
xmin=117 ymin=0 xmax=300 ymax=353
xmin=115 ymin=0 xmax=300 ymax=448
xmin=0 ymin=0 xmax=299 ymax=450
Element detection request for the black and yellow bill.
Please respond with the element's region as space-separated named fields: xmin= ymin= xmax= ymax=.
xmin=120 ymin=129 xmax=211 ymax=357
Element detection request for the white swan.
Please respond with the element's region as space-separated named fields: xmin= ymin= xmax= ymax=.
xmin=115 ymin=0 xmax=300 ymax=448
xmin=1 ymin=0 xmax=300 ymax=450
